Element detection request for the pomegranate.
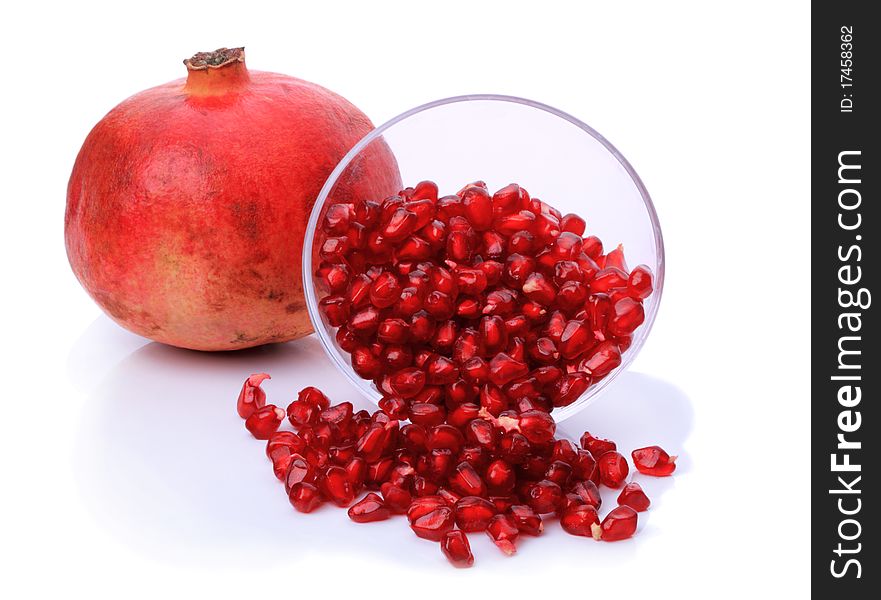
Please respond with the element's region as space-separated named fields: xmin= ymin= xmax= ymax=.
xmin=65 ymin=47 xmax=401 ymax=350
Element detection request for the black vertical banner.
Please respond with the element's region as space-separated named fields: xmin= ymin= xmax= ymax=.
xmin=813 ymin=2 xmax=877 ymax=595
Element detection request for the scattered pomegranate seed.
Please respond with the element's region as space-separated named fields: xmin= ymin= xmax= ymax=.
xmin=348 ymin=492 xmax=391 ymax=523
xmin=289 ymin=482 xmax=323 ymax=513
xmin=237 ymin=372 xmax=270 ymax=418
xmin=410 ymin=506 xmax=455 ymax=541
xmin=454 ymin=496 xmax=496 ymax=531
xmin=440 ymin=529 xmax=474 ymax=568
xmin=560 ymin=504 xmax=600 ymax=537
xmin=245 ymin=404 xmax=286 ymax=440
xmin=618 ymin=482 xmax=651 ymax=512
xmin=597 ymin=505 xmax=638 ymax=541
xmin=632 ymin=445 xmax=678 ymax=476
xmin=597 ymin=451 xmax=630 ymax=488
xmin=486 ymin=513 xmax=519 ymax=555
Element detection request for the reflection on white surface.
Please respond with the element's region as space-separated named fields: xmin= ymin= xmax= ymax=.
xmin=72 ymin=316 xmax=692 ymax=570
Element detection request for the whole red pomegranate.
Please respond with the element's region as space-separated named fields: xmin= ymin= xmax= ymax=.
xmin=66 ymin=48 xmax=400 ymax=351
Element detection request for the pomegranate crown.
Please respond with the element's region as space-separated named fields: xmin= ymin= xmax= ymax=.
xmin=184 ymin=47 xmax=245 ymax=70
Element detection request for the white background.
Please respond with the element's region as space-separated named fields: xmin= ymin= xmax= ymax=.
xmin=0 ymin=1 xmax=810 ymax=598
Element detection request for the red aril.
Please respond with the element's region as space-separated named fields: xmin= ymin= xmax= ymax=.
xmin=618 ymin=482 xmax=651 ymax=512
xmin=440 ymin=530 xmax=474 ymax=568
xmin=597 ymin=505 xmax=638 ymax=541
xmin=597 ymin=451 xmax=630 ymax=488
xmin=237 ymin=373 xmax=270 ymax=418
xmin=348 ymin=493 xmax=391 ymax=523
xmin=560 ymin=504 xmax=600 ymax=537
xmin=486 ymin=513 xmax=519 ymax=555
xmin=632 ymin=445 xmax=678 ymax=476
xmin=245 ymin=405 xmax=285 ymax=440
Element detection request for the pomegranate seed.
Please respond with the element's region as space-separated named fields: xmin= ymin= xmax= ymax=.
xmin=461 ymin=185 xmax=493 ymax=231
xmin=631 ymin=445 xmax=678 ymax=476
xmin=266 ymin=431 xmax=305 ymax=460
xmin=580 ymin=432 xmax=617 ymax=457
xmin=522 ymin=272 xmax=556 ymax=305
xmin=440 ymin=530 xmax=474 ymax=568
xmin=491 ymin=183 xmax=523 ymax=215
xmin=378 ymin=395 xmax=408 ymax=420
xmin=560 ymin=213 xmax=586 ymax=235
xmin=559 ymin=319 xmax=594 ymax=359
xmin=604 ymin=244 xmax=628 ymax=272
xmin=410 ymin=506 xmax=455 ymax=541
xmin=561 ymin=504 xmax=600 ymax=537
xmin=544 ymin=460 xmax=573 ymax=487
xmin=345 ymin=457 xmax=368 ymax=487
xmin=478 ymin=260 xmax=504 ymax=286
xmin=389 ymin=367 xmax=426 ymax=399
xmin=236 ymin=373 xmax=270 ymax=419
xmin=288 ymin=482 xmax=323 ymax=513
xmin=323 ymin=203 xmax=352 ymax=234
xmin=377 ymin=318 xmax=410 ymax=344
xmin=571 ymin=449 xmax=598 ymax=481
xmin=413 ymin=476 xmax=440 ymax=497
xmin=609 ymin=297 xmax=645 ymax=337
xmin=245 ymin=405 xmax=285 ymax=440
xmin=350 ymin=346 xmax=383 ymax=379
xmin=507 ymin=504 xmax=543 ymax=535
xmin=411 ymin=180 xmax=439 ymax=202
xmin=461 ymin=357 xmax=490 ymax=384
xmin=591 ymin=267 xmax=629 ymax=293
xmin=488 ymin=352 xmax=529 ymax=386
xmin=578 ymin=341 xmax=622 ymax=378
xmin=427 ymin=424 xmax=465 ymax=453
xmin=517 ymin=409 xmax=556 ymax=444
xmin=504 ymin=253 xmax=536 ymax=287
xmin=380 ymin=483 xmax=413 ymax=513
xmin=454 ymin=496 xmax=497 ymax=531
xmin=525 ymin=479 xmax=563 ymax=514
xmin=284 ymin=456 xmax=317 ymax=494
xmin=485 ymin=459 xmax=516 ymax=493
xmin=465 ymin=418 xmax=497 ymax=450
xmin=449 ymin=461 xmax=487 ymax=497
xmin=572 ymin=480 xmax=603 ymax=510
xmin=597 ymin=505 xmax=638 ymax=541
xmin=425 ymin=355 xmax=459 ymax=385
xmin=479 ymin=315 xmax=507 ymax=355
xmin=528 ymin=337 xmax=560 ymax=364
xmin=409 ymin=403 xmax=446 ymax=427
xmin=494 ymin=210 xmax=535 ymax=236
xmin=485 ymin=513 xmax=519 ymax=555
xmin=618 ymin=482 xmax=651 ymax=511
xmin=381 ymin=207 xmax=418 ymax=242
xmin=597 ymin=451 xmax=630 ymax=488
xmin=348 ymin=492 xmax=391 ymax=523
xmin=322 ymin=466 xmax=357 ymax=506
xmin=407 ymin=495 xmax=447 ymax=522
xmin=356 ymin=425 xmax=388 ymax=463
xmin=438 ymin=487 xmax=463 ymax=506
xmin=627 ymin=264 xmax=654 ymax=300
xmin=447 ymin=403 xmax=481 ymax=428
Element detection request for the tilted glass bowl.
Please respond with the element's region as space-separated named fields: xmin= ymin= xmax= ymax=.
xmin=303 ymin=95 xmax=664 ymax=422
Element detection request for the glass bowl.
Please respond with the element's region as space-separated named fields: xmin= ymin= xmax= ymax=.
xmin=303 ymin=94 xmax=664 ymax=422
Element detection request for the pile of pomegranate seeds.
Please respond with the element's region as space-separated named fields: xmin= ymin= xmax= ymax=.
xmin=236 ymin=378 xmax=677 ymax=567
xmin=233 ymin=181 xmax=677 ymax=567
xmin=316 ymin=180 xmax=654 ymax=417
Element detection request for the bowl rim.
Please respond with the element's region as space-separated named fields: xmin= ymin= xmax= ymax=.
xmin=303 ymin=93 xmax=665 ymax=421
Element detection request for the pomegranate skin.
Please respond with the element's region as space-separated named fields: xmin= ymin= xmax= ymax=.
xmin=65 ymin=48 xmax=401 ymax=350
